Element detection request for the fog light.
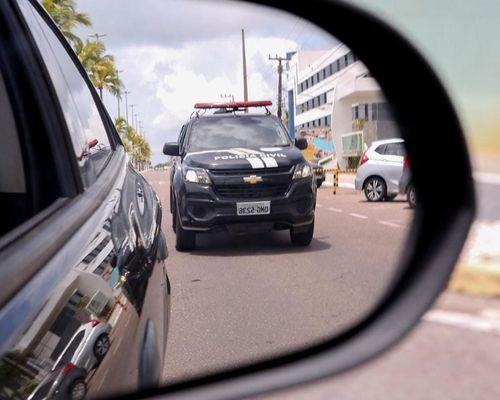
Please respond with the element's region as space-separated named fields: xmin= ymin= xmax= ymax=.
xmin=193 ymin=206 xmax=206 ymax=218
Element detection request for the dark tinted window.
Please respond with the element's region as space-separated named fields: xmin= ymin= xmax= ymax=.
xmin=19 ymin=0 xmax=112 ymax=188
xmin=374 ymin=144 xmax=387 ymax=154
xmin=54 ymin=330 xmax=85 ymax=370
xmin=187 ymin=116 xmax=291 ymax=152
xmin=385 ymin=142 xmax=406 ymax=156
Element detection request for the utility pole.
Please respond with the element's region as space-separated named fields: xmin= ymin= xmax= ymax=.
xmin=220 ymin=93 xmax=235 ymax=102
xmin=116 ymin=70 xmax=123 ymax=118
xmin=88 ymin=33 xmax=107 ymax=41
xmin=134 ymin=113 xmax=139 ymax=131
xmin=241 ymin=29 xmax=248 ymax=104
xmin=268 ymin=54 xmax=287 ymax=119
xmin=129 ymin=104 xmax=135 ymax=128
xmin=124 ymin=91 xmax=130 ymax=123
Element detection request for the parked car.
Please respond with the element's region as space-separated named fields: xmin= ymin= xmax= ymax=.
xmin=311 ymin=162 xmax=326 ymax=188
xmin=399 ymin=155 xmax=416 ymax=208
xmin=27 ymin=364 xmax=88 ymax=400
xmin=0 ymin=1 xmax=170 ymax=398
xmin=354 ymin=138 xmax=406 ymax=201
xmin=52 ymin=320 xmax=112 ymax=374
xmin=164 ymin=101 xmax=315 ymax=251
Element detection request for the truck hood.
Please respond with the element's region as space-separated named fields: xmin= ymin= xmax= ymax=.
xmin=183 ymin=146 xmax=305 ymax=170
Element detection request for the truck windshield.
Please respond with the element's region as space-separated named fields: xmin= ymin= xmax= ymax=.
xmin=187 ymin=116 xmax=291 ymax=152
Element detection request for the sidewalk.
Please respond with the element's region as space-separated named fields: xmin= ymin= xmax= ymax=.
xmin=322 ymin=172 xmax=356 ymax=189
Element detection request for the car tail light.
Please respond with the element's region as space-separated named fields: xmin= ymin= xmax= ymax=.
xmin=62 ymin=362 xmax=74 ymax=374
xmin=359 ymin=151 xmax=369 ymax=166
xmin=90 ymin=319 xmax=100 ymax=327
xmin=403 ymin=155 xmax=410 ymax=168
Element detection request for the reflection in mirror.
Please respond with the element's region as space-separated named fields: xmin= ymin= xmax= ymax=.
xmin=0 ymin=0 xmax=413 ymax=398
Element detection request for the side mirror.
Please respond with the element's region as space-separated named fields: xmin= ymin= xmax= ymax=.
xmin=163 ymin=142 xmax=180 ymax=156
xmin=295 ymin=138 xmax=308 ymax=150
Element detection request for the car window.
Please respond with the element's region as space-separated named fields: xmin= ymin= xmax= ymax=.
xmin=18 ymin=0 xmax=112 ymax=188
xmin=53 ymin=330 xmax=85 ymax=370
xmin=187 ymin=116 xmax=291 ymax=152
xmin=374 ymin=144 xmax=387 ymax=154
xmin=385 ymin=142 xmax=406 ymax=156
xmin=0 ymin=71 xmax=29 ymax=236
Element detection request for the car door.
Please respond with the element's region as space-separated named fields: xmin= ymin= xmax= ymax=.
xmin=0 ymin=1 xmax=169 ymax=398
xmin=382 ymin=141 xmax=406 ymax=193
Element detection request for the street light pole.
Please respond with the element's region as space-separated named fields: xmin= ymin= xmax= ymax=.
xmin=241 ymin=29 xmax=248 ymax=105
xmin=134 ymin=113 xmax=139 ymax=131
xmin=124 ymin=91 xmax=130 ymax=123
xmin=116 ymin=70 xmax=123 ymax=119
xmin=129 ymin=104 xmax=135 ymax=128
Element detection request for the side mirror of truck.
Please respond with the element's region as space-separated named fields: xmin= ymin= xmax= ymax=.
xmin=295 ymin=138 xmax=308 ymax=150
xmin=163 ymin=142 xmax=180 ymax=156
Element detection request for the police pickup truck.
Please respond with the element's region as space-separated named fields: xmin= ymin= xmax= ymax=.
xmin=163 ymin=101 xmax=316 ymax=251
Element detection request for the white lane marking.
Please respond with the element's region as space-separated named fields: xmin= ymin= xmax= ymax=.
xmin=424 ymin=309 xmax=500 ymax=335
xmin=474 ymin=172 xmax=500 ymax=186
xmin=316 ymin=204 xmax=323 ymax=208
xmin=349 ymin=213 xmax=368 ymax=219
xmin=247 ymin=158 xmax=265 ymax=169
xmin=97 ymin=368 xmax=110 ymax=390
xmin=379 ymin=221 xmax=402 ymax=228
xmin=261 ymin=157 xmax=278 ymax=168
xmin=112 ymin=336 xmax=123 ymax=356
xmin=328 ymin=207 xmax=342 ymax=212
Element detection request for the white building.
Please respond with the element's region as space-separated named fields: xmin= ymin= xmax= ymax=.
xmin=286 ymin=44 xmax=398 ymax=169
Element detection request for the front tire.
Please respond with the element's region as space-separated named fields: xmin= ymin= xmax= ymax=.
xmin=93 ymin=333 xmax=110 ymax=361
xmin=407 ymin=184 xmax=417 ymax=208
xmin=175 ymin=211 xmax=196 ymax=251
xmin=290 ymin=220 xmax=314 ymax=247
xmin=68 ymin=379 xmax=87 ymax=400
xmin=364 ymin=177 xmax=386 ymax=202
xmin=316 ymin=181 xmax=323 ymax=188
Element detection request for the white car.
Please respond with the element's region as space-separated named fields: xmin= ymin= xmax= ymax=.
xmin=52 ymin=320 xmax=112 ymax=374
xmin=354 ymin=138 xmax=406 ymax=201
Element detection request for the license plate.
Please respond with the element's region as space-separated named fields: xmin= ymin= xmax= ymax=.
xmin=236 ymin=201 xmax=271 ymax=216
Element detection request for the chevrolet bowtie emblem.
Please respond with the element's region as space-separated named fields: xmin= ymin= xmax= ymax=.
xmin=243 ymin=175 xmax=263 ymax=184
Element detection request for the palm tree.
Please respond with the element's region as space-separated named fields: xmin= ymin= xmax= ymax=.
xmin=42 ymin=0 xmax=91 ymax=47
xmin=76 ymin=39 xmax=122 ymax=100
xmin=116 ymin=118 xmax=151 ymax=169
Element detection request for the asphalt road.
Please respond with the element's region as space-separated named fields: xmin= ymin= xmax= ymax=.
xmin=143 ymin=170 xmax=413 ymax=383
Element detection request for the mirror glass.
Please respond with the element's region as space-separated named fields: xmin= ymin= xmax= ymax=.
xmin=1 ymin=0 xmax=414 ymax=398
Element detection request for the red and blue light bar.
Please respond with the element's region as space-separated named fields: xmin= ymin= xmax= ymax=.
xmin=194 ymin=100 xmax=272 ymax=109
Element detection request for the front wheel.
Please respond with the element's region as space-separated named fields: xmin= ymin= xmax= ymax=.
xmin=68 ymin=379 xmax=87 ymax=400
xmin=407 ymin=184 xmax=417 ymax=208
xmin=175 ymin=212 xmax=196 ymax=251
xmin=290 ymin=220 xmax=314 ymax=247
xmin=93 ymin=333 xmax=110 ymax=361
xmin=316 ymin=181 xmax=323 ymax=188
xmin=364 ymin=177 xmax=386 ymax=202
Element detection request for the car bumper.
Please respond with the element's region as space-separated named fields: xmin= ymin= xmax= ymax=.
xmin=354 ymin=175 xmax=363 ymax=191
xmin=177 ymin=179 xmax=315 ymax=232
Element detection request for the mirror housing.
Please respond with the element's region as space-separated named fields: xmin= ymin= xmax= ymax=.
xmin=163 ymin=142 xmax=180 ymax=156
xmin=295 ymin=138 xmax=308 ymax=150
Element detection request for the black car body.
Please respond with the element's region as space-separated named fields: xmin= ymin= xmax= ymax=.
xmin=164 ymin=103 xmax=316 ymax=251
xmin=0 ymin=1 xmax=169 ymax=399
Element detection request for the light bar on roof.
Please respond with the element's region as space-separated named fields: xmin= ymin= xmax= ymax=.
xmin=194 ymin=100 xmax=272 ymax=109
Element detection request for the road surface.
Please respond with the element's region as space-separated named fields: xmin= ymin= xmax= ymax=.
xmin=143 ymin=170 xmax=500 ymax=399
xmin=144 ymin=170 xmax=412 ymax=382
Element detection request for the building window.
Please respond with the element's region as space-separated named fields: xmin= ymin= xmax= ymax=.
xmin=316 ymin=72 xmax=320 ymax=82
xmin=352 ymin=105 xmax=359 ymax=120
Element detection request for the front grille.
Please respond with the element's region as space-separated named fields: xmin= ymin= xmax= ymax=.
xmin=210 ymin=166 xmax=293 ymax=176
xmin=215 ymin=183 xmax=289 ymax=199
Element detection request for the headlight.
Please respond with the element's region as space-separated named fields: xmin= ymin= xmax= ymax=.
xmin=183 ymin=166 xmax=211 ymax=184
xmin=293 ymin=163 xmax=313 ymax=179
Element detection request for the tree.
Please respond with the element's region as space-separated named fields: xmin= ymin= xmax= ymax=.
xmin=115 ymin=117 xmax=151 ymax=170
xmin=42 ymin=0 xmax=91 ymax=47
xmin=76 ymin=39 xmax=122 ymax=100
